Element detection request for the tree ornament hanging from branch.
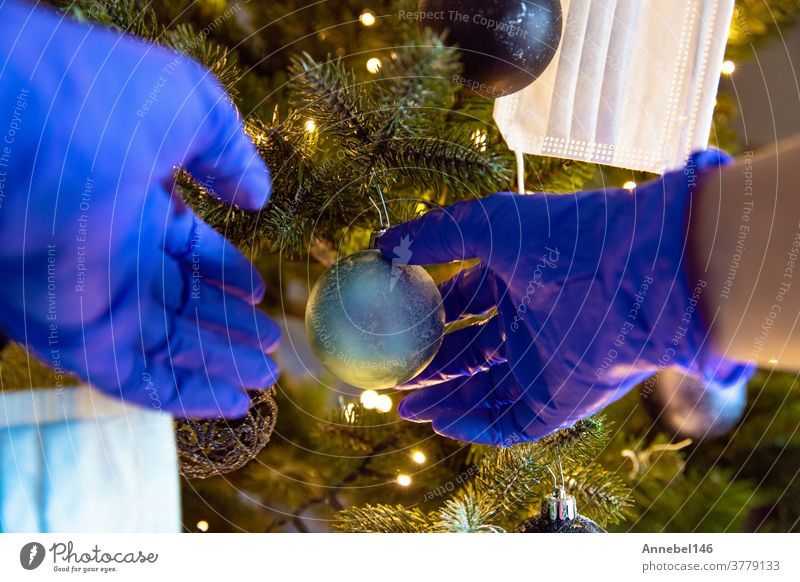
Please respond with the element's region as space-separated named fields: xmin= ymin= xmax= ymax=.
xmin=515 ymin=486 xmax=605 ymax=533
xmin=305 ymin=243 xmax=445 ymax=390
xmin=417 ymin=0 xmax=563 ymax=98
xmin=175 ymin=387 xmax=278 ymax=479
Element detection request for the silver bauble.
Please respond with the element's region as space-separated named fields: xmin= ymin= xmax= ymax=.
xmin=305 ymin=250 xmax=445 ymax=389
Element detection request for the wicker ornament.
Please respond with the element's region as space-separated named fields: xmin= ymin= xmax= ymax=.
xmin=175 ymin=387 xmax=278 ymax=479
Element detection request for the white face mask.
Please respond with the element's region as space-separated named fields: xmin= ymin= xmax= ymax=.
xmin=0 ymin=386 xmax=179 ymax=532
xmin=494 ymin=0 xmax=735 ymax=175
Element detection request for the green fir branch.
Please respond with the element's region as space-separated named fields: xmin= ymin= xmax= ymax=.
xmin=336 ymin=504 xmax=435 ymax=533
xmin=386 ymin=130 xmax=511 ymax=197
xmin=565 ymin=465 xmax=632 ymax=527
xmin=538 ymin=415 xmax=610 ymax=465
xmin=289 ymin=53 xmax=376 ymax=145
xmin=56 ymin=0 xmax=160 ymax=38
xmin=370 ymin=29 xmax=462 ymax=152
xmin=433 ymin=485 xmax=506 ymax=533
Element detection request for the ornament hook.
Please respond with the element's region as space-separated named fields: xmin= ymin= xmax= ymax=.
xmin=545 ymin=464 xmax=558 ymax=490
xmin=556 ymin=447 xmax=566 ymax=490
xmin=368 ymin=174 xmax=391 ymax=249
xmin=368 ymin=195 xmax=387 ymax=229
xmin=368 ymin=194 xmax=388 ymax=250
xmin=376 ymin=183 xmax=390 ymax=228
xmin=368 ymin=171 xmax=391 ymax=229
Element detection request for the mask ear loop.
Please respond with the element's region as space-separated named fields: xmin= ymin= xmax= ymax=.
xmin=515 ymin=149 xmax=526 ymax=194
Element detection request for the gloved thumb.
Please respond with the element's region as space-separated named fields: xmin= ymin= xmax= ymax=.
xmin=377 ymin=198 xmax=492 ymax=265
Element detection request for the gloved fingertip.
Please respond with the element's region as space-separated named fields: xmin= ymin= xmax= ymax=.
xmin=231 ymin=275 xmax=266 ymax=308
xmin=261 ymin=319 xmax=282 ymax=354
xmin=258 ymin=354 xmax=281 ymax=388
xmin=432 ymin=415 xmax=502 ymax=446
xmin=216 ymin=389 xmax=252 ymax=419
xmin=225 ymin=355 xmax=271 ymax=390
xmin=188 ymin=123 xmax=272 ymax=211
xmin=395 ymin=378 xmax=428 ymax=391
xmin=225 ymin=310 xmax=281 ymax=354
xmin=253 ymin=273 xmax=268 ymax=303
xmin=212 ymin=165 xmax=272 ymax=212
xmin=238 ymin=163 xmax=273 ymax=211
xmin=397 ymin=394 xmax=431 ymax=421
xmin=222 ymin=271 xmax=266 ymax=306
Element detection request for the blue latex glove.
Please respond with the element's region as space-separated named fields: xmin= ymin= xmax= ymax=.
xmin=0 ymin=1 xmax=279 ymax=418
xmin=379 ymin=151 xmax=754 ymax=445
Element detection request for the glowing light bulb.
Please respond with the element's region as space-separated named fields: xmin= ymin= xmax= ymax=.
xmin=769 ymin=358 xmax=778 ymax=365
xmin=376 ymin=394 xmax=393 ymax=413
xmin=623 ymin=181 xmax=637 ymax=190
xmin=471 ymin=129 xmax=488 ymax=152
xmin=360 ymin=389 xmax=380 ymax=409
xmin=721 ymin=60 xmax=735 ymax=75
xmin=397 ymin=474 xmax=412 ymax=487
xmin=196 ymin=520 xmax=209 ymax=532
xmin=366 ymin=57 xmax=382 ymax=74
xmin=344 ymin=402 xmax=357 ymax=423
xmin=304 ymin=119 xmax=317 ymax=133
xmin=360 ymin=11 xmax=376 ymax=26
xmin=411 ymin=450 xmax=426 ymax=464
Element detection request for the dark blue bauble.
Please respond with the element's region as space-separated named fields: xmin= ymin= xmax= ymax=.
xmin=418 ymin=0 xmax=563 ymax=98
xmin=641 ymin=369 xmax=747 ymax=440
xmin=305 ymin=250 xmax=445 ymax=389
xmin=515 ymin=513 xmax=605 ymax=533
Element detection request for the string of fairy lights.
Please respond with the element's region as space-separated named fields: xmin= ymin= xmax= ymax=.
xmin=346 ymin=390 xmax=428 ymax=488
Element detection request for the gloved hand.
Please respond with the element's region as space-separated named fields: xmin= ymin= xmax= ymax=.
xmin=378 ymin=150 xmax=754 ymax=445
xmin=0 ymin=1 xmax=279 ymax=418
